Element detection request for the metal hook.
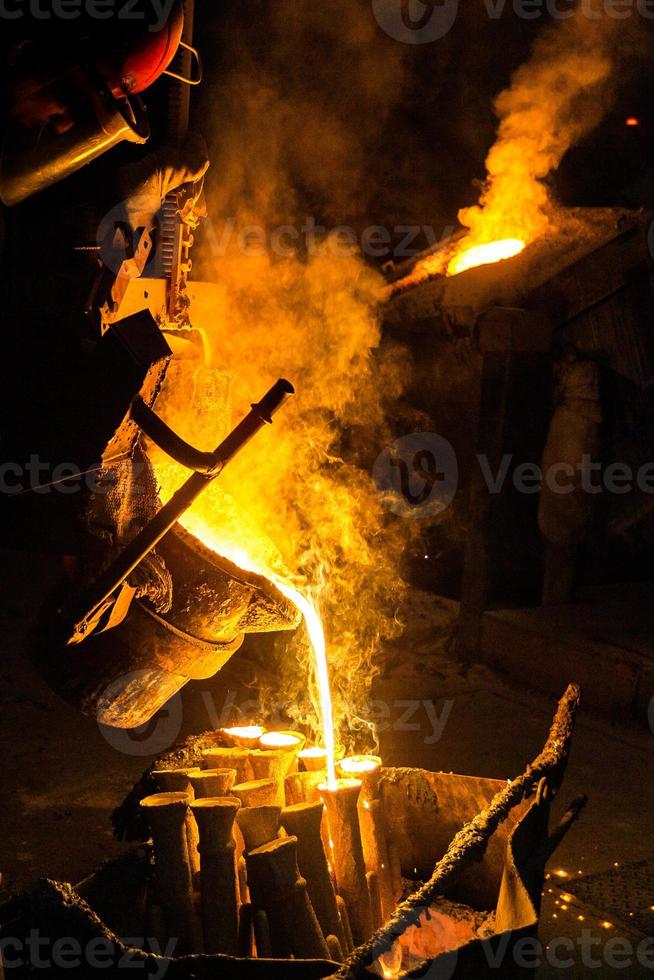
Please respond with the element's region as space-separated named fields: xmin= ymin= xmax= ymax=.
xmin=163 ymin=41 xmax=203 ymax=86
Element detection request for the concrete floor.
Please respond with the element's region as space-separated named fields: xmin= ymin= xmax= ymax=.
xmin=1 ymin=553 xmax=653 ymax=977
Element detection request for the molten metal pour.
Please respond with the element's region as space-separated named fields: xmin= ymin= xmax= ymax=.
xmin=172 ymin=514 xmax=340 ymax=789
xmin=273 ymin=584 xmax=338 ymax=788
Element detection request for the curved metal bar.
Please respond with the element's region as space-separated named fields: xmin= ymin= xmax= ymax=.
xmin=130 ymin=396 xmax=217 ymax=474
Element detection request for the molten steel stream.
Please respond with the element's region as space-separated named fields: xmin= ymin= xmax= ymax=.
xmin=273 ymin=582 xmax=338 ymax=788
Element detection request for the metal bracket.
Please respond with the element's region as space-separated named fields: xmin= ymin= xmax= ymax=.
xmin=99 ymin=228 xmax=154 ymax=333
xmin=163 ymin=40 xmax=203 ymax=86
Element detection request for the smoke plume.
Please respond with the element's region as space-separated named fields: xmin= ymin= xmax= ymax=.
xmin=455 ymin=0 xmax=642 ymax=256
xmin=153 ymin=0 xmax=412 ymax=752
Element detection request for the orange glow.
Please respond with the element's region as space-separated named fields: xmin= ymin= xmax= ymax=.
xmin=625 ymin=116 xmax=640 ymax=127
xmin=390 ymin=235 xmax=526 ymax=292
xmin=339 ymin=754 xmax=381 ymax=775
xmin=153 ymin=501 xmax=339 ymax=789
xmin=388 ymin=2 xmax=621 ymax=297
xmin=447 ymin=238 xmax=525 ymax=276
xmin=223 ymin=725 xmax=265 ymax=742
xmin=259 ymin=731 xmax=303 ymax=749
xmin=376 ymin=941 xmax=403 ymax=978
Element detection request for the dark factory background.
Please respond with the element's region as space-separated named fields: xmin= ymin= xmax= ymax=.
xmin=1 ymin=0 xmax=653 ymax=553
xmin=1 ymin=4 xmax=654 ymax=975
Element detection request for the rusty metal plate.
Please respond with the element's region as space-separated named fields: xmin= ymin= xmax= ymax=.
xmin=381 ymin=767 xmax=531 ymax=911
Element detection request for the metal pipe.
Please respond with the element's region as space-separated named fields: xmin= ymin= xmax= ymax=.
xmin=338 ymin=757 xmax=395 ymax=922
xmin=151 ymin=769 xmax=203 ymax=875
xmin=246 ymin=837 xmax=330 ymax=960
xmin=281 ymin=802 xmax=345 ymax=957
xmin=130 ymin=396 xmax=218 ymax=473
xmin=202 ymin=748 xmax=251 ymax=783
xmin=250 ymin=749 xmax=294 ymax=808
xmin=191 ymin=797 xmax=241 ymax=954
xmin=319 ymin=780 xmax=373 ymax=947
xmin=236 ymin=806 xmax=281 ymax=853
xmin=232 ymin=779 xmax=277 ymax=809
xmin=151 ymin=767 xmax=200 ymax=796
xmin=139 ymin=792 xmax=200 ymax=953
xmin=285 ymin=770 xmax=325 ymax=805
xmin=336 ymin=896 xmax=354 ymax=955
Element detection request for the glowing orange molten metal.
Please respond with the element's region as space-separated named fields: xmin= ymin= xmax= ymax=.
xmin=275 ymin=583 xmax=338 ymax=788
xmin=339 ymin=755 xmax=381 ymax=776
xmin=259 ymin=730 xmax=303 ymax=749
xmin=389 ymin=235 xmax=527 ymax=293
xmin=170 ymin=511 xmax=338 ymax=788
xmin=447 ymin=237 xmax=525 ymax=277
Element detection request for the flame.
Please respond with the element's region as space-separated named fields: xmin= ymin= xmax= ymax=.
xmin=446 ymin=238 xmax=525 ymax=277
xmin=389 ymin=234 xmax=525 ymax=291
xmin=394 ymin=1 xmax=626 ymax=295
xmin=376 ymin=942 xmax=403 ymax=978
xmin=448 ymin=1 xmax=623 ymax=271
